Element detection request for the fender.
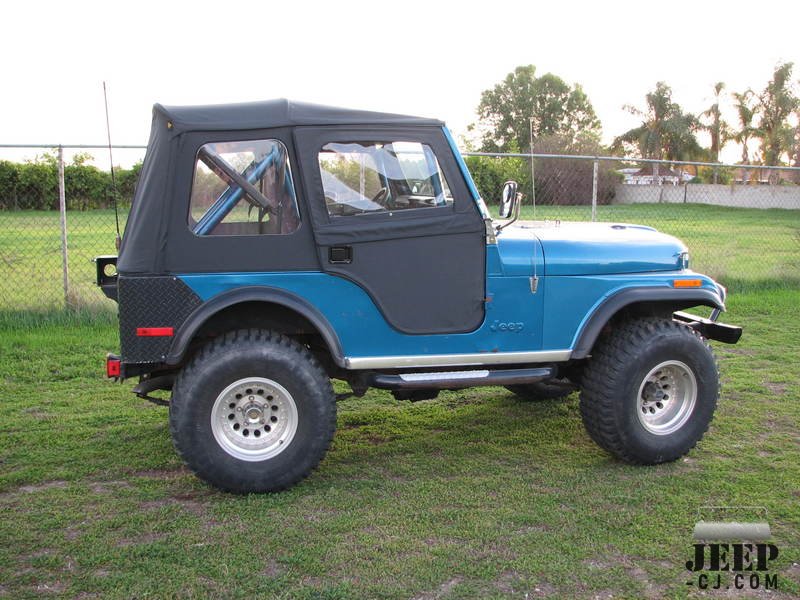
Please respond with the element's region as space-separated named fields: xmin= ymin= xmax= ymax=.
xmin=165 ymin=285 xmax=346 ymax=367
xmin=571 ymin=287 xmax=725 ymax=359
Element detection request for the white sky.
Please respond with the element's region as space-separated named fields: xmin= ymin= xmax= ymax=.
xmin=2 ymin=0 xmax=798 ymax=166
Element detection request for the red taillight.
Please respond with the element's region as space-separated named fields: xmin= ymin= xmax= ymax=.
xmin=106 ymin=357 xmax=121 ymax=377
xmin=136 ymin=327 xmax=174 ymax=337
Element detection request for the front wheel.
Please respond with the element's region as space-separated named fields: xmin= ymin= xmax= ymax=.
xmin=579 ymin=318 xmax=718 ymax=464
xmin=169 ymin=329 xmax=336 ymax=493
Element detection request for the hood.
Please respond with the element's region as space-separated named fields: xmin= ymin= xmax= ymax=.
xmin=500 ymin=221 xmax=687 ymax=276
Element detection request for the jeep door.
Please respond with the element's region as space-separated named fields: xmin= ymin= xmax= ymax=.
xmin=295 ymin=127 xmax=486 ymax=335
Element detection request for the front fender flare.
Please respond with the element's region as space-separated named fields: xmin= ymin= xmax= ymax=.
xmin=165 ymin=286 xmax=345 ymax=367
xmin=571 ymin=287 xmax=724 ymax=359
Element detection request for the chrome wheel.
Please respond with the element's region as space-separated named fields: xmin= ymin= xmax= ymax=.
xmin=210 ymin=377 xmax=298 ymax=461
xmin=636 ymin=360 xmax=697 ymax=435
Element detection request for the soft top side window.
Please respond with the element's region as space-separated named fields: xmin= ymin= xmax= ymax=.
xmin=189 ymin=139 xmax=300 ymax=236
xmin=318 ymin=141 xmax=452 ymax=218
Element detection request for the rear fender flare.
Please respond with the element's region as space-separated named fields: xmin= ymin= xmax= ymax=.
xmin=165 ymin=286 xmax=345 ymax=367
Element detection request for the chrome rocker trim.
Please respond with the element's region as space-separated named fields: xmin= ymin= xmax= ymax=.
xmin=344 ymin=349 xmax=572 ymax=370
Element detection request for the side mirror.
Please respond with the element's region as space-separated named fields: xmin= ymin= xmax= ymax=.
xmin=499 ymin=180 xmax=519 ymax=219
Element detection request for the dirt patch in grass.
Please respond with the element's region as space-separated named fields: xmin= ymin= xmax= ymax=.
xmin=514 ymin=524 xmax=552 ymax=535
xmin=21 ymin=407 xmax=51 ymax=419
xmin=720 ymin=347 xmax=756 ymax=356
xmin=34 ymin=581 xmax=66 ymax=594
xmin=412 ymin=576 xmax=463 ymax=600
xmin=115 ymin=532 xmax=166 ymax=547
xmin=493 ymin=572 xmax=558 ymax=597
xmin=583 ymin=554 xmax=662 ymax=599
xmin=89 ymin=480 xmax=132 ymax=494
xmin=764 ymin=381 xmax=788 ymax=395
xmin=262 ymin=558 xmax=285 ymax=578
xmin=130 ymin=466 xmax=188 ymax=480
xmin=140 ymin=496 xmax=208 ymax=518
xmin=19 ymin=480 xmax=67 ymax=493
xmin=303 ymin=507 xmax=341 ymax=523
xmin=494 ymin=570 xmax=522 ymax=594
xmin=64 ymin=524 xmax=85 ymax=541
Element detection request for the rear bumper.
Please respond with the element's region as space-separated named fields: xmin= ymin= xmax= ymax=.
xmin=673 ymin=311 xmax=742 ymax=344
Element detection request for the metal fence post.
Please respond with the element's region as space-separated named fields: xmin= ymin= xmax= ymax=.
xmin=57 ymin=145 xmax=70 ymax=308
xmin=591 ymin=158 xmax=599 ymax=222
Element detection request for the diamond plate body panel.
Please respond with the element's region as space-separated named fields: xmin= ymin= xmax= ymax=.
xmin=119 ymin=276 xmax=202 ymax=363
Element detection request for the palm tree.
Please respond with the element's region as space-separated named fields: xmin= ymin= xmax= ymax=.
xmin=755 ymin=62 xmax=799 ymax=168
xmin=701 ymin=82 xmax=730 ymax=166
xmin=792 ymin=108 xmax=800 ymax=183
xmin=731 ymin=90 xmax=757 ymax=183
xmin=613 ymin=82 xmax=702 ymax=177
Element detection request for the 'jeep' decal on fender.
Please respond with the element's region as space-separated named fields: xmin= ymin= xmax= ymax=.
xmin=490 ymin=320 xmax=525 ymax=332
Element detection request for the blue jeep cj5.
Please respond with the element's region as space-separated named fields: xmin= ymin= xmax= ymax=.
xmin=97 ymin=100 xmax=742 ymax=493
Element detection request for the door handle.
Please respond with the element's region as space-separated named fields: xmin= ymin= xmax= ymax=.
xmin=328 ymin=246 xmax=353 ymax=264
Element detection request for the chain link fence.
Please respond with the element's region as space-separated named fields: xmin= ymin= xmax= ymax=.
xmin=0 ymin=145 xmax=798 ymax=313
xmin=0 ymin=144 xmax=144 ymax=312
xmin=465 ymin=152 xmax=800 ymax=291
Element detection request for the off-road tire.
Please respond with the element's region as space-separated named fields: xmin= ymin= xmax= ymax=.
xmin=169 ymin=329 xmax=336 ymax=493
xmin=579 ymin=318 xmax=718 ymax=464
xmin=505 ymin=378 xmax=577 ymax=401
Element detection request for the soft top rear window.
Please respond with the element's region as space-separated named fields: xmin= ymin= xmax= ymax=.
xmin=189 ymin=139 xmax=300 ymax=236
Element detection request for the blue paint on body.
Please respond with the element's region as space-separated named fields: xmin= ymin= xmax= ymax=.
xmin=181 ymin=269 xmax=545 ymax=358
xmin=179 ymin=219 xmax=718 ymax=361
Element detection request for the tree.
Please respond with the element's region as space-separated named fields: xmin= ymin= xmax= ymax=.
xmin=731 ymin=89 xmax=757 ymax=165
xmin=791 ymin=108 xmax=800 ymax=183
xmin=474 ymin=65 xmax=601 ymax=153
xmin=754 ymin=62 xmax=799 ymax=166
xmin=612 ymin=82 xmax=702 ymax=163
xmin=700 ymin=82 xmax=730 ymax=163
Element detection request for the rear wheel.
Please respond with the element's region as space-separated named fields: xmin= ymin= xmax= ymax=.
xmin=579 ymin=318 xmax=718 ymax=464
xmin=169 ymin=329 xmax=336 ymax=493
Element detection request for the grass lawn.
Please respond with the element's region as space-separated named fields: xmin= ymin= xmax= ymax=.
xmin=0 ymin=287 xmax=798 ymax=598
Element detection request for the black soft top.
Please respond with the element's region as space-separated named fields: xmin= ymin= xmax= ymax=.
xmin=117 ymin=100 xmax=446 ymax=273
xmin=155 ymin=99 xmax=443 ymax=133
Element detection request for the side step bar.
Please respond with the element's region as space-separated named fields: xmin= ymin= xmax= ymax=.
xmin=369 ymin=366 xmax=556 ymax=391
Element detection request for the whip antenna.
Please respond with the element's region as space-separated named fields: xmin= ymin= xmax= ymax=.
xmin=103 ymin=81 xmax=122 ymax=249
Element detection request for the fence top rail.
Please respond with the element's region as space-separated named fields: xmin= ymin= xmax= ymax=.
xmin=462 ymin=151 xmax=800 ymax=172
xmin=0 ymin=144 xmax=148 ymax=149
xmin=1 ymin=144 xmax=798 ymax=173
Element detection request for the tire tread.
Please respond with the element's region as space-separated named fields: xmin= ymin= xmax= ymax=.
xmin=579 ymin=318 xmax=719 ymax=464
xmin=169 ymin=329 xmax=336 ymax=493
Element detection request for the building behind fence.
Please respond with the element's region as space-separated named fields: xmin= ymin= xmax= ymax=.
xmin=0 ymin=145 xmax=798 ymax=313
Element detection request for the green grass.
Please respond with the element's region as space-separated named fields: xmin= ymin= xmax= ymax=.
xmin=1 ymin=204 xmax=797 ymax=313
xmin=0 ymin=289 xmax=798 ymax=598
